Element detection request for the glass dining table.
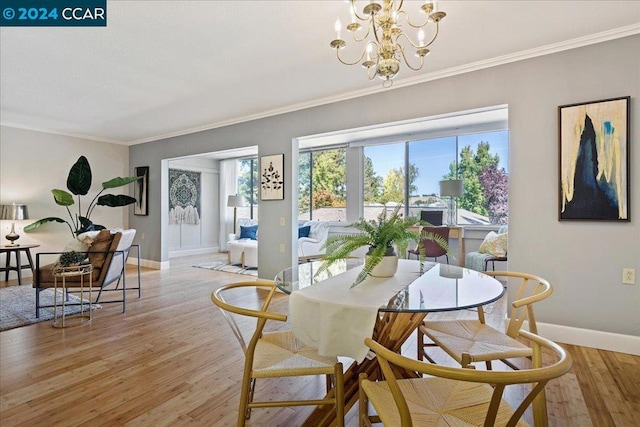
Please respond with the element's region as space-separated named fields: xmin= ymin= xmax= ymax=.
xmin=274 ymin=258 xmax=506 ymax=426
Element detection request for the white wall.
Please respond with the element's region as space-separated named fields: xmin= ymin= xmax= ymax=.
xmin=166 ymin=157 xmax=219 ymax=256
xmin=0 ymin=126 xmax=130 ymax=277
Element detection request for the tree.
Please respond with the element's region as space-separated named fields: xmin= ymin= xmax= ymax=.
xmin=312 ymin=149 xmax=346 ymax=208
xmin=378 ymin=163 xmax=419 ymax=205
xmin=363 ymin=155 xmax=382 ymax=203
xmin=479 ymin=164 xmax=509 ymax=224
xmin=298 ymin=153 xmax=311 ymax=214
xmin=444 ymin=141 xmax=500 ymax=217
xmin=380 ymin=167 xmax=405 ymax=204
xmin=237 ymin=159 xmax=257 ymax=208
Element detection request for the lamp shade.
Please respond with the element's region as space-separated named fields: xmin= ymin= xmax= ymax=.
xmin=0 ymin=204 xmax=29 ymax=220
xmin=439 ymin=180 xmax=464 ymax=197
xmin=227 ymin=195 xmax=246 ymax=208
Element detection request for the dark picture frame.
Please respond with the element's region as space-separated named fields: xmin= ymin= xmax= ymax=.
xmin=134 ymin=166 xmax=149 ymax=216
xmin=260 ymin=154 xmax=284 ymax=200
xmin=558 ymin=96 xmax=630 ymax=221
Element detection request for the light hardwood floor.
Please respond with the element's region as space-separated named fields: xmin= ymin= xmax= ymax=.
xmin=1 ymin=254 xmax=638 ymax=426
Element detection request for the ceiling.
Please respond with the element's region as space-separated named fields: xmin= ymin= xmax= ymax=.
xmin=1 ymin=1 xmax=638 ymax=145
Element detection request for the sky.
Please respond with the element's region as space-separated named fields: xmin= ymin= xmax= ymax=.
xmin=364 ymin=130 xmax=509 ymax=195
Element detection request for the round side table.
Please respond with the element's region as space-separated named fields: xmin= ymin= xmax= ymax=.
xmin=52 ymin=263 xmax=93 ymax=328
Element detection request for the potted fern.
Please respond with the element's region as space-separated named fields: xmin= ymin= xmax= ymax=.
xmin=319 ymin=204 xmax=450 ymax=288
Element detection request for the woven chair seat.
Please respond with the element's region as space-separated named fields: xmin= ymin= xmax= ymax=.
xmin=253 ymin=330 xmax=339 ymax=377
xmin=421 ymin=319 xmax=532 ymax=365
xmin=362 ymin=376 xmax=529 ymax=426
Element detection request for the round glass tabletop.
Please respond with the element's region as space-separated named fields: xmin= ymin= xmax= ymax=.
xmin=275 ymin=259 xmax=505 ymax=313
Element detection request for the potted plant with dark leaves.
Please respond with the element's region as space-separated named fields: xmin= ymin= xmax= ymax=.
xmin=318 ymin=204 xmax=450 ymax=288
xmin=25 ymin=156 xmax=140 ymax=238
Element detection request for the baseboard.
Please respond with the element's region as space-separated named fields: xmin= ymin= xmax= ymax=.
xmin=169 ymin=247 xmax=219 ymax=258
xmin=127 ymin=257 xmax=169 ymax=270
xmin=528 ymin=321 xmax=640 ymax=356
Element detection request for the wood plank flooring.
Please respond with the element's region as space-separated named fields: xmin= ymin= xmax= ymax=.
xmin=1 ymin=254 xmax=638 ymax=426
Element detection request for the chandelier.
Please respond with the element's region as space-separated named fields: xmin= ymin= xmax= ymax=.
xmin=330 ymin=0 xmax=446 ymax=87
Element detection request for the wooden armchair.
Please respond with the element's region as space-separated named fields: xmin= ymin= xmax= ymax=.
xmin=418 ymin=271 xmax=553 ymax=369
xmin=33 ymin=229 xmax=140 ymax=317
xmin=360 ymin=331 xmax=572 ymax=426
xmin=211 ymin=280 xmax=345 ymax=427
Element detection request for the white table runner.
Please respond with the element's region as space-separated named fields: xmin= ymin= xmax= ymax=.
xmin=289 ymin=259 xmax=421 ymax=363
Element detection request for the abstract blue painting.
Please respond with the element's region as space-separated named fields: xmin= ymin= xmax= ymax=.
xmin=559 ymin=97 xmax=630 ymax=221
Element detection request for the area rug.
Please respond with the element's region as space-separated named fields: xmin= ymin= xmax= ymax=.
xmin=0 ymin=286 xmax=97 ymax=331
xmin=193 ymin=262 xmax=258 ymax=277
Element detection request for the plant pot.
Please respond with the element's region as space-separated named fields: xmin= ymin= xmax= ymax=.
xmin=367 ymin=247 xmax=399 ymax=278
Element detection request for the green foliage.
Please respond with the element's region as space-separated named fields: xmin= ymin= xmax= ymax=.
xmin=24 ymin=156 xmax=140 ymax=238
xmin=363 ymin=155 xmax=382 ymax=203
xmin=318 ymin=204 xmax=447 ymax=288
xmin=58 ymin=251 xmax=87 ymax=267
xmin=444 ymin=141 xmax=500 ymax=216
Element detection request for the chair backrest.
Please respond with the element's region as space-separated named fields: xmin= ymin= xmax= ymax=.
xmin=211 ymin=280 xmax=287 ymax=354
xmin=365 ymin=330 xmax=572 ymax=427
xmin=419 ymin=226 xmax=449 ymax=258
xmin=485 ymin=271 xmax=553 ymax=337
xmin=102 ymin=229 xmax=136 ymax=286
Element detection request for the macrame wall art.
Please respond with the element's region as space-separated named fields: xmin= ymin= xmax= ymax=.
xmin=169 ymin=169 xmax=201 ymax=225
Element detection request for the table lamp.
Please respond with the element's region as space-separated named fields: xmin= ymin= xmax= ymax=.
xmin=1 ymin=203 xmax=30 ymax=246
xmin=439 ymin=180 xmax=463 ymax=226
xmin=227 ymin=195 xmax=246 ymax=234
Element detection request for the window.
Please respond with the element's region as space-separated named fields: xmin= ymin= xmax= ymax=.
xmin=237 ymin=158 xmax=259 ymax=219
xmin=362 ymin=130 xmax=508 ymax=225
xmin=363 ymin=142 xmax=405 ymax=220
xmin=298 ymin=148 xmax=347 ymax=222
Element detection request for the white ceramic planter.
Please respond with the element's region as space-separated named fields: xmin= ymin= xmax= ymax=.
xmin=368 ymin=250 xmax=399 ymax=278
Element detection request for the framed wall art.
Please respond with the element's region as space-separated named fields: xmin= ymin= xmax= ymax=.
xmin=133 ymin=166 xmax=149 ymax=216
xmin=558 ymin=96 xmax=630 ymax=221
xmin=260 ymin=154 xmax=284 ymax=200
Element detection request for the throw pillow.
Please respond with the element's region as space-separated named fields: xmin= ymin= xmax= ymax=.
xmin=239 ymin=225 xmax=258 ymax=240
xmin=479 ymin=231 xmax=508 ymax=257
xmin=298 ymin=225 xmax=311 ymax=239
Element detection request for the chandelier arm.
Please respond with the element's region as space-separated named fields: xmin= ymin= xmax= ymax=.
xmin=399 ymin=46 xmax=426 ymax=71
xmin=349 ymin=0 xmax=370 ymax=22
xmin=336 ymin=47 xmax=368 ymax=66
xmin=351 ymin=25 xmax=372 ymax=43
xmin=423 ymin=22 xmax=441 ymax=47
xmin=395 ymin=32 xmax=422 ymax=50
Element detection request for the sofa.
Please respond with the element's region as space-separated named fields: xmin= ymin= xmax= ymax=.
xmin=298 ymin=221 xmax=330 ymax=258
xmin=226 ymin=219 xmax=331 ymax=267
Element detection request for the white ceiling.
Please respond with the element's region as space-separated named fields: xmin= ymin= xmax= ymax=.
xmin=1 ymin=1 xmax=639 ymax=145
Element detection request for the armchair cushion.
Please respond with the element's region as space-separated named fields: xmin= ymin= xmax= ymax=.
xmin=239 ymin=225 xmax=258 ymax=240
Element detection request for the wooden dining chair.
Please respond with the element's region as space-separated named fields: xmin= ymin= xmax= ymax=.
xmin=211 ymin=280 xmax=345 ymax=427
xmin=418 ymin=271 xmax=553 ymax=369
xmin=360 ymin=331 xmax=572 ymax=427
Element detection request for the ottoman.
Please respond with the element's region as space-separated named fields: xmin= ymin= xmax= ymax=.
xmin=227 ymin=240 xmax=258 ymax=268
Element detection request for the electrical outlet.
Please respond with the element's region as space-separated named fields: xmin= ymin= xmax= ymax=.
xmin=622 ymin=268 xmax=635 ymax=285
xmin=279 ymin=243 xmax=285 ymax=253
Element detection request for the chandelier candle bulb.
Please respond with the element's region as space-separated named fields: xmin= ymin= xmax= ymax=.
xmin=334 ymin=17 xmax=341 ymax=40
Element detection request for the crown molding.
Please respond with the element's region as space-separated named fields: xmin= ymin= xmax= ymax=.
xmin=130 ymin=24 xmax=640 ymax=146
xmin=4 ymin=24 xmax=639 ymax=146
